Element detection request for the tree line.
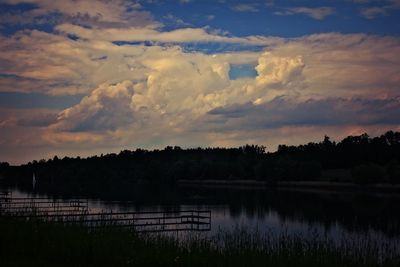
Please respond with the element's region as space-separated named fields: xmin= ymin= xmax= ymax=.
xmin=1 ymin=131 xmax=400 ymax=193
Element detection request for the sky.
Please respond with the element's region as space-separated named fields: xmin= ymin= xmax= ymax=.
xmin=0 ymin=0 xmax=400 ymax=164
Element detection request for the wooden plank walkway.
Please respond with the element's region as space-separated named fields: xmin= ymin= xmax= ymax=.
xmin=0 ymin=194 xmax=211 ymax=232
xmin=0 ymin=196 xmax=89 ymax=215
xmin=0 ymin=191 xmax=12 ymax=201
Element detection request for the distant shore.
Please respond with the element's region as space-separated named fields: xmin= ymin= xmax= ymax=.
xmin=178 ymin=179 xmax=400 ymax=192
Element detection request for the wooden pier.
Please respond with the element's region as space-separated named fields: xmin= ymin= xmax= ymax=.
xmin=0 ymin=193 xmax=211 ymax=232
xmin=0 ymin=196 xmax=89 ymax=215
xmin=0 ymin=190 xmax=12 ymax=201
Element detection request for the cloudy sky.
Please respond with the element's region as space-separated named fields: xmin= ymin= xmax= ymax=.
xmin=0 ymin=0 xmax=400 ymax=164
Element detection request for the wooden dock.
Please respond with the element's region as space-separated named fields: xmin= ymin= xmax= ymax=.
xmin=0 ymin=191 xmax=12 ymax=201
xmin=0 ymin=193 xmax=211 ymax=232
xmin=0 ymin=196 xmax=89 ymax=215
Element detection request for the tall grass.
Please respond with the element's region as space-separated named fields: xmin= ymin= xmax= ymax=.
xmin=0 ymin=217 xmax=399 ymax=267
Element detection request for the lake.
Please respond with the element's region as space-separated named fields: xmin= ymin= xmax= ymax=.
xmin=2 ymin=184 xmax=400 ymax=255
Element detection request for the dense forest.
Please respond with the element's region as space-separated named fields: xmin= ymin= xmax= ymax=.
xmin=1 ymin=131 xmax=400 ymax=194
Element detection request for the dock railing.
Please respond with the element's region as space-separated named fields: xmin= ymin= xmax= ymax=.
xmin=0 ymin=196 xmax=211 ymax=233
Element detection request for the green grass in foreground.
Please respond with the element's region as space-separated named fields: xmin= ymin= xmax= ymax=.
xmin=0 ymin=217 xmax=399 ymax=267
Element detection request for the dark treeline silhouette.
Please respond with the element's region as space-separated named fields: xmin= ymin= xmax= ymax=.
xmin=1 ymin=131 xmax=400 ymax=193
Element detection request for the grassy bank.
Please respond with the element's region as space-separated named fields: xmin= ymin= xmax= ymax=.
xmin=0 ymin=217 xmax=399 ymax=267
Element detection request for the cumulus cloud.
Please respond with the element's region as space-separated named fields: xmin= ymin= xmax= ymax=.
xmin=2 ymin=26 xmax=400 ymax=158
xmin=255 ymin=52 xmax=304 ymax=88
xmin=44 ymin=32 xmax=400 ymax=151
xmin=0 ymin=25 xmax=270 ymax=99
xmin=1 ymin=0 xmax=400 ymax=163
xmin=48 ymin=49 xmax=236 ymax=134
xmin=51 ymin=81 xmax=136 ymax=132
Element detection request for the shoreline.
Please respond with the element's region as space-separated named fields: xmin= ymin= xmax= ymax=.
xmin=177 ymin=179 xmax=400 ymax=192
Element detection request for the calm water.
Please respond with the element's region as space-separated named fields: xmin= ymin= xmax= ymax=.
xmin=4 ymin=184 xmax=400 ymax=247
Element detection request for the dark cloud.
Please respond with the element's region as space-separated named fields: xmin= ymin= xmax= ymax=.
xmin=0 ymin=92 xmax=83 ymax=109
xmin=17 ymin=112 xmax=58 ymax=127
xmin=206 ymin=97 xmax=400 ymax=131
xmin=0 ymin=108 xmax=58 ymax=128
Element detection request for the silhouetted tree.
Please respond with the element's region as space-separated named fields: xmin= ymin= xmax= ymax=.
xmin=2 ymin=131 xmax=400 ymax=196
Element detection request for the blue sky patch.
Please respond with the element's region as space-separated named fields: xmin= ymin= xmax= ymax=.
xmin=229 ymin=64 xmax=258 ymax=80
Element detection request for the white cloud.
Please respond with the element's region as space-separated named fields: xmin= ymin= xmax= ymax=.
xmin=275 ymin=7 xmax=335 ymax=20
xmin=43 ymin=32 xmax=400 ymax=151
xmin=356 ymin=0 xmax=400 ymax=19
xmin=55 ymin=23 xmax=280 ymax=45
xmin=1 ymin=0 xmax=400 ymax=163
xmin=0 ymin=26 xmax=267 ymax=97
xmin=2 ymin=0 xmax=155 ymax=28
xmin=256 ymin=52 xmax=304 ymax=88
xmin=51 ymin=81 xmax=136 ymax=132
xmin=360 ymin=7 xmax=387 ymax=18
xmin=232 ymin=4 xmax=259 ymax=12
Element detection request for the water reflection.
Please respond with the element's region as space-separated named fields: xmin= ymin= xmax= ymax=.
xmin=3 ymin=185 xmax=400 ymax=242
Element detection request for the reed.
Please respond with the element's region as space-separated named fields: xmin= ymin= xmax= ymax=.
xmin=0 ymin=217 xmax=399 ymax=267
